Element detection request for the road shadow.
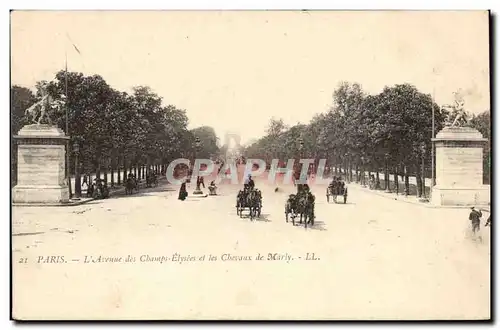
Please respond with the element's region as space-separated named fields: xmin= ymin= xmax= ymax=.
xmin=323 ymin=201 xmax=356 ymax=206
xmin=12 ymin=231 xmax=45 ymax=237
xmin=290 ymin=219 xmax=327 ymax=231
xmin=235 ymin=211 xmax=271 ymax=222
xmin=256 ymin=213 xmax=272 ymax=222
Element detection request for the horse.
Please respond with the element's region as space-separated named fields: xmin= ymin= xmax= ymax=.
xmin=285 ymin=194 xmax=298 ymax=223
xmin=295 ymin=191 xmax=315 ymax=228
xmin=250 ymin=189 xmax=262 ymax=218
xmin=125 ymin=177 xmax=136 ymax=195
xmin=146 ymin=173 xmax=158 ymax=188
xmin=236 ymin=188 xmax=260 ymax=220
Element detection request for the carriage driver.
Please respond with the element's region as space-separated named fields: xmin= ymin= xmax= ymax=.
xmin=244 ymin=174 xmax=255 ymax=190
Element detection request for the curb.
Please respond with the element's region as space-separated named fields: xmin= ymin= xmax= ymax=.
xmin=12 ymin=179 xmax=167 ymax=208
xmin=349 ymin=183 xmax=490 ymax=210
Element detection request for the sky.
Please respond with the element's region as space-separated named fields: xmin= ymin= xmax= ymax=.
xmin=11 ymin=10 xmax=490 ymax=145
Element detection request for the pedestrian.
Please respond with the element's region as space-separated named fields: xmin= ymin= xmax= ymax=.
xmin=198 ymin=176 xmax=205 ymax=188
xmin=178 ymin=181 xmax=188 ymax=201
xmin=485 ymin=215 xmax=491 ymax=227
xmin=469 ymin=206 xmax=483 ymax=235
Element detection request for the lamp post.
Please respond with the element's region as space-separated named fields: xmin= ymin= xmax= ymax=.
xmin=297 ymin=137 xmax=304 ymax=192
xmin=420 ymin=142 xmax=426 ymax=200
xmin=73 ymin=140 xmax=81 ymax=199
xmin=192 ymin=136 xmax=204 ymax=195
xmin=360 ymin=156 xmax=366 ymax=187
xmin=384 ymin=153 xmax=391 ymax=192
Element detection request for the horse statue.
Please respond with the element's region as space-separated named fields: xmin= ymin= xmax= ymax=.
xmin=24 ymin=82 xmax=66 ymax=125
xmin=445 ymin=91 xmax=469 ymax=128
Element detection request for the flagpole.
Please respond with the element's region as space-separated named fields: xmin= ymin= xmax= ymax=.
xmin=65 ymin=50 xmax=73 ymax=199
xmin=431 ymin=88 xmax=435 ymax=192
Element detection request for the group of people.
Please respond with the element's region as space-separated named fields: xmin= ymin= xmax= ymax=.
xmin=178 ymin=175 xmax=218 ymax=201
xmin=328 ymin=176 xmax=346 ymax=193
xmin=83 ymin=176 xmax=109 ymax=199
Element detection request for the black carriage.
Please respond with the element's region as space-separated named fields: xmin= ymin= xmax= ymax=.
xmin=285 ymin=192 xmax=315 ymax=228
xmin=125 ymin=176 xmax=140 ymax=195
xmin=146 ymin=173 xmax=158 ymax=188
xmin=326 ymin=181 xmax=348 ymax=204
xmin=236 ymin=188 xmax=262 ymax=220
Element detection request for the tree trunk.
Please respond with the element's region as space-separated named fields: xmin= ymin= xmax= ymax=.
xmin=103 ymin=166 xmax=108 ymax=184
xmin=384 ymin=166 xmax=388 ymax=190
xmin=117 ymin=157 xmax=121 ymax=185
xmin=375 ymin=171 xmax=381 ymax=190
xmin=110 ymin=164 xmax=115 ymax=187
xmin=355 ymin=164 xmax=359 ymax=183
xmin=123 ymin=161 xmax=127 ymax=183
xmin=95 ymin=159 xmax=101 ymax=180
xmin=394 ymin=166 xmax=399 ymax=195
xmin=415 ymin=163 xmax=422 ymax=197
xmin=404 ymin=166 xmax=410 ymax=196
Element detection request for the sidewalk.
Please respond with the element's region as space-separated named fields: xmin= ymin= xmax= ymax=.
xmin=348 ymin=181 xmax=491 ymax=212
xmin=12 ymin=179 xmax=165 ymax=207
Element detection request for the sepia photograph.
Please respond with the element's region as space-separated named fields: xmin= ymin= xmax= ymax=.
xmin=10 ymin=10 xmax=491 ymax=320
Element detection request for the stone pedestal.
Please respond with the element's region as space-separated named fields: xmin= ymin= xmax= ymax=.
xmin=431 ymin=126 xmax=489 ymax=206
xmin=12 ymin=125 xmax=70 ymax=204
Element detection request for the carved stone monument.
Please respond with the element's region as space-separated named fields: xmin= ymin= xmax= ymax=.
xmin=431 ymin=126 xmax=489 ymax=206
xmin=12 ymin=83 xmax=70 ymax=204
xmin=12 ymin=125 xmax=70 ymax=204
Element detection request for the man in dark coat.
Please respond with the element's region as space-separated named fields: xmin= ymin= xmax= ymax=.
xmin=469 ymin=207 xmax=483 ymax=234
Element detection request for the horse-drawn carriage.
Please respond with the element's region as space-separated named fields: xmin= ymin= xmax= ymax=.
xmin=236 ymin=188 xmax=262 ymax=220
xmin=125 ymin=175 xmax=140 ymax=195
xmin=326 ymin=179 xmax=348 ymax=204
xmin=285 ymin=190 xmax=315 ymax=228
xmin=146 ymin=173 xmax=158 ymax=188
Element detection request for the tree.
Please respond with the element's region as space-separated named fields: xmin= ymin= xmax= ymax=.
xmin=190 ymin=126 xmax=220 ymax=159
xmin=11 ymin=86 xmax=36 ymax=186
xmin=12 ymin=70 xmax=216 ymax=185
xmin=470 ymin=111 xmax=491 ymax=184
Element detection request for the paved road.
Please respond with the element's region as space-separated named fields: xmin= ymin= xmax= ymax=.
xmin=12 ymin=177 xmax=491 ymax=320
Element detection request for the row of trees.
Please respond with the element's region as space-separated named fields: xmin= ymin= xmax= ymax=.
xmin=11 ymin=70 xmax=220 ymax=187
xmin=242 ymin=82 xmax=491 ymax=196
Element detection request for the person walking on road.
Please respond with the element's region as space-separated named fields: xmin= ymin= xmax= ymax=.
xmin=178 ymin=181 xmax=188 ymax=201
xmin=469 ymin=207 xmax=483 ymax=235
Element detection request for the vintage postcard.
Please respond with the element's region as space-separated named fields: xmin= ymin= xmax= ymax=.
xmin=10 ymin=10 xmax=491 ymax=320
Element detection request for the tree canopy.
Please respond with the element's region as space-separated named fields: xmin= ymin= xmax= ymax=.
xmin=11 ymin=70 xmax=220 ymax=178
xmin=242 ymin=81 xmax=490 ymax=184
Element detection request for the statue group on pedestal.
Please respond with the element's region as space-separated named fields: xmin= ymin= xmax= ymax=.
xmin=444 ymin=90 xmax=469 ymax=128
xmin=24 ymin=82 xmax=66 ymax=125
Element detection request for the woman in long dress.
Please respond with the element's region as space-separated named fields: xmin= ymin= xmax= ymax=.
xmin=178 ymin=181 xmax=188 ymax=201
